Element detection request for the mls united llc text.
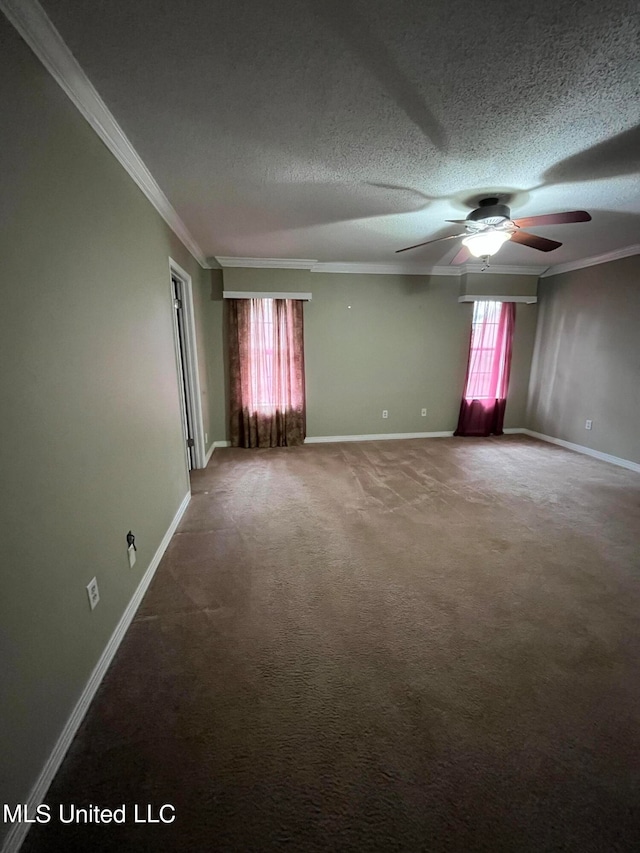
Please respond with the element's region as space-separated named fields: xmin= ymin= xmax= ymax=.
xmin=4 ymin=804 xmax=176 ymax=825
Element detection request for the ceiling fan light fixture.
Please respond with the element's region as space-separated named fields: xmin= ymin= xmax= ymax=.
xmin=462 ymin=230 xmax=512 ymax=258
xmin=396 ymin=203 xmax=588 ymax=256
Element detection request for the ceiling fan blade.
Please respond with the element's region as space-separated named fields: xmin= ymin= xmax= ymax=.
xmin=451 ymin=245 xmax=470 ymax=265
xmin=513 ymin=210 xmax=591 ymax=228
xmin=445 ymin=219 xmax=468 ymax=224
xmin=395 ymin=233 xmax=465 ymax=254
xmin=510 ymin=230 xmax=562 ymax=252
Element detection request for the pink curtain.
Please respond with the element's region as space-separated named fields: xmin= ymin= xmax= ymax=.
xmin=228 ymin=298 xmax=306 ymax=447
xmin=454 ymin=301 xmax=516 ymax=437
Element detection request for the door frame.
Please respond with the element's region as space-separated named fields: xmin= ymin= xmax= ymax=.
xmin=168 ymin=258 xmax=206 ymax=470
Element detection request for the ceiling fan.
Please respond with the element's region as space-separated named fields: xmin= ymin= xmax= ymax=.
xmin=396 ymin=197 xmax=592 ymax=263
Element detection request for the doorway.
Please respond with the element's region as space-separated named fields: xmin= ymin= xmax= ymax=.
xmin=169 ymin=259 xmax=206 ymax=471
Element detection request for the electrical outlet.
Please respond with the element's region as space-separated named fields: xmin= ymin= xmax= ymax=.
xmin=421 ymin=408 xmax=427 ymax=417
xmin=205 ymin=432 xmax=208 ymax=445
xmin=86 ymin=577 xmax=100 ymax=611
xmin=126 ymin=531 xmax=137 ymax=568
xmin=382 ymin=410 xmax=389 ymax=419
xmin=585 ymin=419 xmax=593 ymax=430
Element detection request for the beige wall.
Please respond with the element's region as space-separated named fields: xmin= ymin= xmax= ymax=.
xmin=193 ymin=268 xmax=226 ymax=448
xmin=526 ymin=255 xmax=640 ymax=463
xmin=508 ymin=301 xmax=539 ymax=428
xmin=222 ymin=269 xmax=538 ymax=437
xmin=0 ymin=16 xmax=219 ymax=831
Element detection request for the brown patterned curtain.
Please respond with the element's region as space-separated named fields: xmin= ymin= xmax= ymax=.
xmin=228 ymin=298 xmax=306 ymax=448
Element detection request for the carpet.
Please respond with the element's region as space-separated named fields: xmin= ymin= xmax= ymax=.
xmin=22 ymin=436 xmax=640 ymax=852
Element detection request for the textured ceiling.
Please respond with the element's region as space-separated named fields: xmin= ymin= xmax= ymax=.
xmin=40 ymin=0 xmax=640 ymax=268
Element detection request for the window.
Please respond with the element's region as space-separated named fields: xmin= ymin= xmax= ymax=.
xmin=455 ymin=300 xmax=515 ymax=437
xmin=248 ymin=298 xmax=277 ymax=412
xmin=464 ymin=301 xmax=510 ymax=401
xmin=228 ymin=296 xmax=306 ymax=447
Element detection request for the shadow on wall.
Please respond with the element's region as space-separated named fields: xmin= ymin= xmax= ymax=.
xmin=399 ymin=273 xmax=439 ymax=296
xmin=210 ymin=268 xmax=224 ymax=301
xmin=533 ymin=299 xmax=565 ymax=429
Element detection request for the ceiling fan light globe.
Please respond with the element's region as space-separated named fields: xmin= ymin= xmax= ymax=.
xmin=462 ymin=231 xmax=511 ymax=258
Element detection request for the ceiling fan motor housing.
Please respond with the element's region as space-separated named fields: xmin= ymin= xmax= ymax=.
xmin=467 ymin=198 xmax=511 ymax=226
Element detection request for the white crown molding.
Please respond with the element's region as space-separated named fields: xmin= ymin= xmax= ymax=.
xmin=310 ymin=262 xmax=546 ymax=276
xmin=216 ymin=257 xmax=318 ymax=269
xmin=540 ymin=244 xmax=640 ymax=278
xmin=462 ymin=263 xmax=547 ymax=276
xmin=311 ymin=262 xmax=455 ymax=276
xmin=1 ymin=0 xmax=210 ymax=269
xmin=214 ymin=258 xmax=549 ymax=277
xmin=0 ymin=491 xmax=191 ymax=853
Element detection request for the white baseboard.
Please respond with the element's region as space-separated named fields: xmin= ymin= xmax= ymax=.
xmin=305 ymin=431 xmax=454 ymax=444
xmin=1 ymin=491 xmax=191 ymax=853
xmin=213 ymin=440 xmax=231 ymax=448
xmin=304 ymin=429 xmax=639 ymax=473
xmin=513 ymin=429 xmax=639 ymax=473
xmin=204 ymin=443 xmax=215 ymax=465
